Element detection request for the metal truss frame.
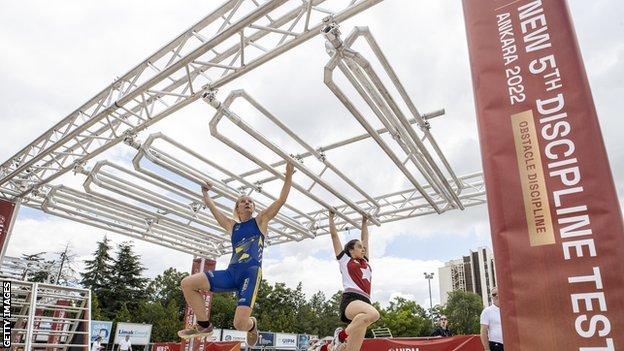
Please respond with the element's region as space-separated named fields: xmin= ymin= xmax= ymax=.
xmin=0 ymin=0 xmax=384 ymax=202
xmin=206 ymin=90 xmax=486 ymax=233
xmin=0 ymin=256 xmax=53 ymax=281
xmin=0 ymin=0 xmax=487 ymax=259
xmin=8 ymin=279 xmax=90 ymax=350
xmin=132 ymin=133 xmax=314 ymax=241
xmin=451 ymin=260 xmax=468 ymax=292
xmin=41 ymin=185 xmax=225 ymax=258
xmin=39 ymin=114 xmax=485 ymax=257
xmin=207 ymin=90 xmax=381 ymax=229
xmin=322 ymin=24 xmax=465 ymax=213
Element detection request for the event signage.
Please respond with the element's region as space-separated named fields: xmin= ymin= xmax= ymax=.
xmin=297 ymin=334 xmax=311 ymax=349
xmin=207 ymin=328 xmax=222 ymax=342
xmin=222 ymin=329 xmax=247 ymax=347
xmin=258 ymin=332 xmax=275 ymax=347
xmin=275 ymin=333 xmax=297 ymax=349
xmin=114 ymin=322 xmax=152 ymax=345
xmin=47 ymin=300 xmax=70 ymax=346
xmin=90 ymin=320 xmax=113 ymax=343
xmin=462 ymin=0 xmax=624 ymax=348
xmin=152 ymin=343 xmax=181 ymax=351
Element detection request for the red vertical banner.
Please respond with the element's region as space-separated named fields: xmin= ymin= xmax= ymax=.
xmin=48 ymin=300 xmax=70 ymax=350
xmin=0 ymin=199 xmax=18 ymax=261
xmin=462 ymin=0 xmax=624 ymax=349
xmin=181 ymin=258 xmax=216 ymax=351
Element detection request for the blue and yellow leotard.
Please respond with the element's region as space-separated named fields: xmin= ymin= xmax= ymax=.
xmin=205 ymin=218 xmax=264 ymax=307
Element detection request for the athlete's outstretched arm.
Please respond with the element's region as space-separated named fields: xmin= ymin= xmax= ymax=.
xmin=257 ymin=162 xmax=294 ymax=228
xmin=361 ymin=215 xmax=369 ymax=259
xmin=328 ymin=211 xmax=343 ymax=257
xmin=202 ymin=183 xmax=235 ymax=234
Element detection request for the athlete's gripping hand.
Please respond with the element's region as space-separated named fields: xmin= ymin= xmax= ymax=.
xmin=201 ymin=182 xmax=212 ymax=196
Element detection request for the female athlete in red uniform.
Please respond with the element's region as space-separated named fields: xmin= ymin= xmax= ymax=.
xmin=328 ymin=212 xmax=379 ymax=351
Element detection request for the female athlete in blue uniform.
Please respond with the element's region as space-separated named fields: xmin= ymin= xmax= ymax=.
xmin=178 ymin=162 xmax=294 ymax=346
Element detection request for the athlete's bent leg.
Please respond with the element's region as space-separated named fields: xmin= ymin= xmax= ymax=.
xmin=180 ymin=273 xmax=211 ymax=321
xmin=343 ymin=300 xmax=379 ymax=351
xmin=234 ymin=266 xmax=261 ymax=346
xmin=233 ymin=306 xmax=254 ymax=331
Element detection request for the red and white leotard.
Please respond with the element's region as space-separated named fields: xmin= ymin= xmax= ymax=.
xmin=337 ymin=251 xmax=372 ymax=299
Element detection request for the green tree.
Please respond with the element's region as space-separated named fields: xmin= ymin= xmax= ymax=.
xmin=109 ymin=242 xmax=149 ymax=312
xmin=376 ymin=296 xmax=431 ymax=337
xmin=255 ymin=281 xmax=299 ymax=332
xmin=114 ymin=303 xmax=133 ymax=323
xmin=90 ymin=292 xmax=103 ymax=321
xmin=21 ymin=252 xmax=47 ymax=281
xmin=136 ymin=300 xmax=182 ymax=342
xmin=81 ymin=236 xmax=114 ymax=316
xmin=29 ymin=260 xmax=55 ymax=283
xmin=428 ymin=304 xmax=445 ymax=322
xmin=210 ymin=292 xmax=237 ymax=328
xmin=304 ymin=291 xmax=328 ymax=335
xmin=444 ymin=291 xmax=483 ymax=335
xmin=318 ymin=291 xmax=343 ymax=336
xmin=147 ymin=268 xmax=188 ymax=320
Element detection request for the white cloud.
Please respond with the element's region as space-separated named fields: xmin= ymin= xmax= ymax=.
xmin=0 ymin=0 xmax=622 ymax=315
xmin=262 ymin=251 xmax=444 ymax=308
xmin=6 ymin=216 xmax=194 ymax=279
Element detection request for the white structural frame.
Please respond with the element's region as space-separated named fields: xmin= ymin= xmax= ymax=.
xmin=322 ymin=24 xmax=465 ymax=213
xmin=0 ymin=0 xmax=384 ymax=202
xmin=132 ymin=133 xmax=314 ymax=240
xmin=39 ymin=111 xmax=485 ymax=257
xmin=0 ymin=0 xmax=486 ymax=259
xmin=8 ymin=279 xmax=91 ymax=350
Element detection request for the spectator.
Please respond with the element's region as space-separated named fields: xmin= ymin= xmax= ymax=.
xmin=117 ymin=335 xmax=133 ymax=351
xmin=91 ymin=336 xmax=104 ymax=351
xmin=480 ymin=287 xmax=503 ymax=351
xmin=431 ymin=315 xmax=453 ymax=337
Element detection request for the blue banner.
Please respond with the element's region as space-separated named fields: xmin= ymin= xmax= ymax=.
xmin=90 ymin=320 xmax=113 ymax=343
xmin=258 ymin=332 xmax=274 ymax=347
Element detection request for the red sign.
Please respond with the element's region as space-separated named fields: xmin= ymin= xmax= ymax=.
xmin=200 ymin=341 xmax=239 ymax=351
xmin=48 ymin=300 xmax=70 ymax=348
xmin=152 ymin=342 xmax=181 ymax=351
xmin=0 ymin=199 xmax=17 ymax=260
xmin=463 ymin=0 xmax=624 ymax=349
xmin=153 ymin=342 xmax=239 ymax=351
xmin=361 ymin=336 xmax=482 ymax=351
xmin=181 ymin=258 xmax=217 ymax=351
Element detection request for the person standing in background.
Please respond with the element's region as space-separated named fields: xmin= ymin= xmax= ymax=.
xmin=480 ymin=287 xmax=503 ymax=351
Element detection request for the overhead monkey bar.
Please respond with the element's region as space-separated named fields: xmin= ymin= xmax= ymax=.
xmin=0 ymin=0 xmax=488 ymax=260
xmin=0 ymin=0 xmax=385 ymax=203
xmin=206 ymin=90 xmax=383 ymax=229
xmin=322 ymin=23 xmax=465 ymax=213
xmin=132 ymin=133 xmax=314 ymax=244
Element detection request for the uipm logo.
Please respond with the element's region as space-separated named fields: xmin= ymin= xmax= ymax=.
xmin=388 ymin=348 xmax=419 ymax=351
